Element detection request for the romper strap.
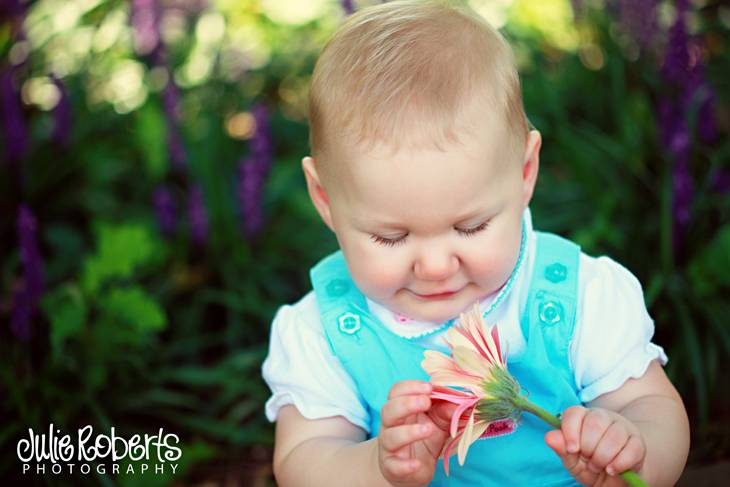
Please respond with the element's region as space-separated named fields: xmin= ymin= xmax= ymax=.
xmin=310 ymin=251 xmax=370 ymax=352
xmin=310 ymin=250 xmax=430 ymax=434
xmin=522 ymin=231 xmax=581 ymax=388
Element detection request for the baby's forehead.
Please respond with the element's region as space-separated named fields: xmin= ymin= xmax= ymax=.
xmin=337 ymin=138 xmax=511 ymax=199
xmin=342 ymin=112 xmax=513 ymax=170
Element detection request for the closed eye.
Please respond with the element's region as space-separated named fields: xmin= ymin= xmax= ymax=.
xmin=370 ymin=220 xmax=490 ymax=247
xmin=456 ymin=220 xmax=490 ymax=237
xmin=370 ymin=234 xmax=408 ymax=247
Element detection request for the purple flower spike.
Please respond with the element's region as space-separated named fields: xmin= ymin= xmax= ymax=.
xmin=341 ymin=0 xmax=354 ymax=15
xmin=10 ymin=204 xmax=44 ymax=341
xmin=162 ymin=76 xmax=182 ymax=123
xmin=131 ymin=0 xmax=161 ymax=58
xmin=51 ymin=76 xmax=72 ymax=146
xmin=187 ymin=184 xmax=208 ymax=246
xmin=661 ymin=6 xmax=689 ymax=86
xmin=697 ymin=86 xmax=718 ymax=143
xmin=0 ymin=66 xmax=28 ymax=164
xmin=671 ymin=153 xmax=693 ymax=252
xmin=237 ymin=156 xmax=264 ymax=237
xmin=1 ymin=0 xmax=27 ymax=40
xmin=161 ymin=78 xmax=187 ymax=171
xmin=10 ymin=285 xmax=32 ymax=341
xmin=167 ymin=125 xmax=188 ymax=170
xmin=711 ymin=170 xmax=730 ymax=195
xmin=658 ymin=0 xmax=719 ymax=251
xmin=236 ymin=103 xmax=274 ymax=237
xmin=153 ymin=185 xmax=177 ymax=236
xmin=615 ymin=0 xmax=658 ymax=49
xmin=251 ymin=103 xmax=273 ymax=162
xmin=1 ymin=0 xmax=26 ymax=19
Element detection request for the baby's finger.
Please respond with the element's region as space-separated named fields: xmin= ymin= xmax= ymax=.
xmin=587 ymin=422 xmax=629 ymax=473
xmin=388 ymin=380 xmax=432 ymax=399
xmin=381 ymin=455 xmax=420 ymax=480
xmin=544 ymin=430 xmax=585 ymax=478
xmin=381 ymin=395 xmax=431 ymax=428
xmin=605 ymin=435 xmax=646 ymax=477
xmin=579 ymin=409 xmax=614 ymax=459
xmin=380 ymin=423 xmax=432 ymax=453
xmin=559 ymin=406 xmax=588 ymax=454
xmin=544 ymin=429 xmax=567 ymax=456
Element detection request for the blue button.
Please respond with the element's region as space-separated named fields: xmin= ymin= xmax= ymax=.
xmin=338 ymin=312 xmax=361 ymax=335
xmin=545 ymin=263 xmax=567 ymax=283
xmin=538 ymin=300 xmax=563 ymax=325
xmin=327 ymin=279 xmax=350 ymax=297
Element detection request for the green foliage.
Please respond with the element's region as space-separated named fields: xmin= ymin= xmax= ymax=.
xmin=44 ymin=283 xmax=87 ymax=353
xmin=81 ymin=223 xmax=164 ymax=294
xmin=688 ymin=224 xmax=730 ymax=297
xmin=134 ymin=103 xmax=168 ymax=181
xmin=1 ymin=1 xmax=728 ymax=485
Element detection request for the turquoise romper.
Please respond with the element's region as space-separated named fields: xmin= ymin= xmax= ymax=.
xmin=310 ymin=230 xmax=583 ymax=486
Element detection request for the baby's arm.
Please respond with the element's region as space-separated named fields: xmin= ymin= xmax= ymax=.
xmin=273 ymin=405 xmax=384 ymax=487
xmin=545 ymin=360 xmax=690 ymax=486
xmin=274 ymin=381 xmax=449 ymax=487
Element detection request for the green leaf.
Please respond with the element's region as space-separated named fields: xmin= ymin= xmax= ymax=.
xmin=135 ymin=101 xmax=167 ymax=181
xmin=41 ymin=284 xmax=88 ymax=354
xmin=82 ymin=223 xmax=161 ymax=293
xmin=98 ymin=286 xmax=167 ymax=332
xmin=688 ymin=224 xmax=730 ymax=297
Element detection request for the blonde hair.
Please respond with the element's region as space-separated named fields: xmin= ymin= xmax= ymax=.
xmin=308 ymin=0 xmax=529 ymax=182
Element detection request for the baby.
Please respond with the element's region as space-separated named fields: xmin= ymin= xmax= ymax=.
xmin=262 ymin=1 xmax=689 ymax=486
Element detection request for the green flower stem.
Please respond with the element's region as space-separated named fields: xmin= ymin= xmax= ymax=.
xmin=512 ymin=396 xmax=649 ymax=487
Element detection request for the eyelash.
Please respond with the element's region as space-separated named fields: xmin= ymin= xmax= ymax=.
xmin=369 ymin=221 xmax=490 ymax=247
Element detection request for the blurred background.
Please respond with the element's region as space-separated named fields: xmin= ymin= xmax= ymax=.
xmin=1 ymin=0 xmax=728 ymax=485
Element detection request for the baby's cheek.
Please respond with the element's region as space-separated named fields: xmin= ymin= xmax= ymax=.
xmin=349 ymin=254 xmax=405 ymax=297
xmin=468 ymin=246 xmax=515 ymax=285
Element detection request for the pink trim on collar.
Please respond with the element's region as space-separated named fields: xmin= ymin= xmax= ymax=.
xmin=393 ymin=312 xmax=413 ymax=324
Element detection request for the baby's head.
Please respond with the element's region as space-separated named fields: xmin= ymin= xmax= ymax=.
xmin=303 ymin=0 xmax=542 ymax=323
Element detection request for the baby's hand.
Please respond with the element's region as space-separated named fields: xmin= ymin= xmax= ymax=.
xmin=377 ymin=380 xmax=449 ymax=487
xmin=545 ymin=406 xmax=647 ymax=486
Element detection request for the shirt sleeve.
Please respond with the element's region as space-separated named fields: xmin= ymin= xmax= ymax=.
xmin=571 ymin=255 xmax=668 ymax=403
xmin=261 ymin=293 xmax=371 ymax=432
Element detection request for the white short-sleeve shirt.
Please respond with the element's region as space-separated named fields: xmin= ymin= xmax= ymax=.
xmin=261 ymin=209 xmax=668 ymax=434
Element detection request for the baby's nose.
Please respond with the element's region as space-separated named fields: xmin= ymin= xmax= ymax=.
xmin=413 ymin=249 xmax=459 ymax=282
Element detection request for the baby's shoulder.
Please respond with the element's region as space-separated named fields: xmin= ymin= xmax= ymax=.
xmin=271 ymin=290 xmax=325 ymax=337
xmin=577 ymin=251 xmax=644 ymax=292
xmin=575 ymin=250 xmax=649 ymax=319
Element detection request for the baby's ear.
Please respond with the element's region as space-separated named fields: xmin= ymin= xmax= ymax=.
xmin=521 ymin=130 xmax=541 ymax=207
xmin=301 ymin=156 xmax=335 ymax=231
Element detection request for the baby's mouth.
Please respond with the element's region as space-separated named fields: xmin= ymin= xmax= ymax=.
xmin=411 ymin=287 xmax=463 ymax=300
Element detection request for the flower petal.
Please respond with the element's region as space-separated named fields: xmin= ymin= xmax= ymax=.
xmin=457 ymin=303 xmax=505 ymax=367
xmin=424 ymin=350 xmax=485 ymax=393
xmin=441 ymin=431 xmax=463 ymax=476
xmin=452 ymin=346 xmax=492 ymax=377
xmin=466 ymin=419 xmax=490 ymax=445
xmin=421 ymin=350 xmax=457 ymax=375
xmin=457 ymin=409 xmax=475 ymax=466
xmin=430 ymin=371 xmax=483 ymax=392
xmin=446 ymin=325 xmax=475 ymax=351
xmin=450 ymin=396 xmax=479 ymax=438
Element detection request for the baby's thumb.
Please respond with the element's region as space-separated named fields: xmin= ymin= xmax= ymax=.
xmin=544 ymin=429 xmax=567 ymax=457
